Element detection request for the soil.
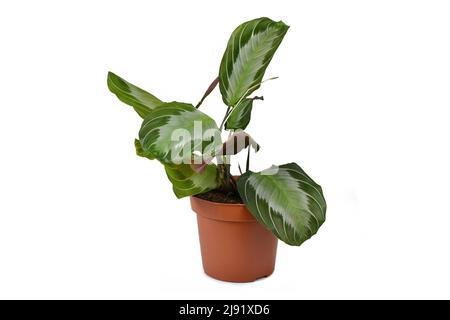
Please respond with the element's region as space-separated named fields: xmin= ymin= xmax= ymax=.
xmin=196 ymin=189 xmax=243 ymax=204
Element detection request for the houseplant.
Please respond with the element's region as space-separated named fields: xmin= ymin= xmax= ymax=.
xmin=107 ymin=17 xmax=327 ymax=282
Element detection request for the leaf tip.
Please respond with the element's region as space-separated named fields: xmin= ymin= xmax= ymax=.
xmin=107 ymin=71 xmax=116 ymax=82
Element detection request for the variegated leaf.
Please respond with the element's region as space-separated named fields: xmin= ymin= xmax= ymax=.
xmin=219 ymin=17 xmax=289 ymax=107
xmin=136 ymin=139 xmax=218 ymax=197
xmin=225 ymin=98 xmax=254 ymax=130
xmin=139 ymin=102 xmax=221 ymax=164
xmin=165 ymin=163 xmax=219 ymax=198
xmin=237 ymin=163 xmax=326 ymax=246
xmin=107 ymin=72 xmax=163 ymax=118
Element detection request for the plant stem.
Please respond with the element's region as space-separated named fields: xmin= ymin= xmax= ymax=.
xmin=219 ymin=106 xmax=231 ymax=131
xmin=216 ymin=77 xmax=277 ymax=188
xmin=246 ymin=146 xmax=251 ymax=172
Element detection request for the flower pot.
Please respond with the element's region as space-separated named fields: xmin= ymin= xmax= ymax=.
xmin=190 ymin=196 xmax=278 ymax=282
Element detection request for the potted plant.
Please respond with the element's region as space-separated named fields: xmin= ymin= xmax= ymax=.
xmin=107 ymin=17 xmax=327 ymax=282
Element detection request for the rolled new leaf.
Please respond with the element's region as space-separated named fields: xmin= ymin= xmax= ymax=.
xmin=237 ymin=163 xmax=326 ymax=246
xmin=216 ymin=130 xmax=260 ymax=156
xmin=196 ymin=77 xmax=219 ymax=108
xmin=107 ymin=72 xmax=163 ymax=118
xmin=219 ymin=17 xmax=289 ymax=107
xmin=193 ymin=131 xmax=260 ymax=173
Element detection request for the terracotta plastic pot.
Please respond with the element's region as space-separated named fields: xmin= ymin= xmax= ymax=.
xmin=190 ymin=196 xmax=278 ymax=282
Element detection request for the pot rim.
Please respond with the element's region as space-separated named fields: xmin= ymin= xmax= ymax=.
xmin=190 ymin=195 xmax=256 ymax=222
xmin=192 ymin=194 xmax=246 ymax=207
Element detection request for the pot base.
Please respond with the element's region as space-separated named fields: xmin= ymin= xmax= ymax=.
xmin=203 ymin=269 xmax=274 ymax=283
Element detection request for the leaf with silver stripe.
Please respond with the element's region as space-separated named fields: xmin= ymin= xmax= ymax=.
xmin=165 ymin=163 xmax=219 ymax=198
xmin=225 ymin=98 xmax=254 ymax=130
xmin=219 ymin=17 xmax=289 ymax=107
xmin=136 ymin=140 xmax=218 ymax=198
xmin=139 ymin=102 xmax=221 ymax=164
xmin=237 ymin=163 xmax=326 ymax=246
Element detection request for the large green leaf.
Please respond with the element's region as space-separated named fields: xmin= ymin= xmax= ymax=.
xmin=139 ymin=102 xmax=221 ymax=164
xmin=219 ymin=17 xmax=289 ymax=107
xmin=165 ymin=163 xmax=219 ymax=198
xmin=237 ymin=163 xmax=326 ymax=246
xmin=107 ymin=72 xmax=163 ymax=118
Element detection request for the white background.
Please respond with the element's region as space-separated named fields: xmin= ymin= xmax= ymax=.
xmin=1 ymin=0 xmax=449 ymax=299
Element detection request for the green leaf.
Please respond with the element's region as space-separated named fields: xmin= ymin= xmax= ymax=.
xmin=225 ymin=98 xmax=254 ymax=130
xmin=237 ymin=163 xmax=326 ymax=246
xmin=219 ymin=17 xmax=289 ymax=107
xmin=139 ymin=102 xmax=221 ymax=164
xmin=134 ymin=139 xmax=155 ymax=160
xmin=165 ymin=163 xmax=219 ymax=198
xmin=107 ymin=71 xmax=163 ymax=118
